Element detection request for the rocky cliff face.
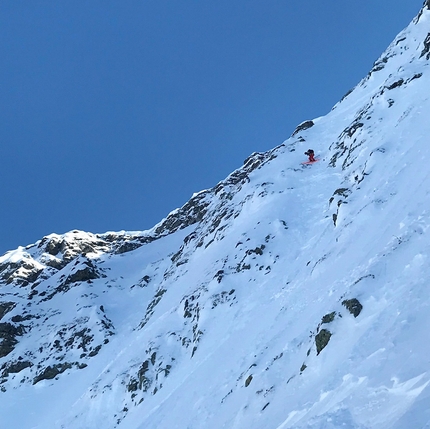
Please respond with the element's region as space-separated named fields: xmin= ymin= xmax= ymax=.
xmin=2 ymin=5 xmax=430 ymax=429
xmin=0 ymin=143 xmax=287 ymax=393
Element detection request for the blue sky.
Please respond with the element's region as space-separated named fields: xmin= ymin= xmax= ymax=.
xmin=0 ymin=1 xmax=423 ymax=254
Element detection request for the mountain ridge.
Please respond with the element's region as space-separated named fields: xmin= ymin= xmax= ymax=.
xmin=1 ymin=4 xmax=430 ymax=428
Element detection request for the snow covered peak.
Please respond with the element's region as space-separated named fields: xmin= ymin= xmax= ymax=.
xmin=2 ymin=6 xmax=430 ymax=429
xmin=335 ymin=5 xmax=430 ymax=112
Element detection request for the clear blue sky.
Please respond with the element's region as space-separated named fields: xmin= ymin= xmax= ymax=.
xmin=0 ymin=1 xmax=423 ymax=254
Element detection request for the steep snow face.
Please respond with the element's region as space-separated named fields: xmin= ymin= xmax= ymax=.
xmin=1 ymin=6 xmax=430 ymax=429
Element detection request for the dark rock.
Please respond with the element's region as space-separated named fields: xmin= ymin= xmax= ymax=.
xmin=395 ymin=37 xmax=407 ymax=46
xmin=115 ymin=241 xmax=143 ymax=255
xmin=139 ymin=288 xmax=167 ymax=329
xmin=321 ymin=312 xmax=336 ymax=324
xmin=329 ymin=188 xmax=351 ymax=206
xmin=150 ymin=147 xmax=279 ymax=241
xmin=333 ymin=188 xmax=350 ymax=198
xmin=211 ymin=290 xmax=236 ymax=309
xmin=300 ymin=363 xmax=307 ymax=372
xmin=292 ymin=120 xmax=314 ymax=136
xmin=409 ymin=73 xmax=423 ymax=82
xmin=332 ymin=213 xmax=338 ymax=226
xmin=11 ymin=314 xmax=35 ymax=323
xmin=88 ymin=345 xmax=102 ymax=357
xmin=339 ymin=88 xmax=354 ymax=103
xmin=245 ymin=374 xmax=253 ymax=387
xmin=43 ymin=261 xmax=104 ymax=301
xmin=343 ymin=121 xmax=364 ymax=138
xmin=0 ymin=323 xmax=24 ymax=358
xmin=417 ymin=2 xmax=430 ymax=21
xmin=154 ymin=192 xmax=210 ymax=237
xmin=342 ymin=298 xmax=363 ymax=318
xmin=170 ymin=249 xmax=183 ymax=264
xmin=385 ymin=79 xmax=404 ymax=90
xmin=183 ymin=299 xmax=192 ymax=318
xmin=315 ymin=329 xmax=332 ymax=355
xmin=214 ymin=270 xmax=224 ymax=283
xmin=254 ymin=246 xmax=264 ymax=256
xmin=137 ymin=360 xmax=150 ymax=391
xmin=0 ymin=261 xmax=42 ymax=287
xmin=0 ymin=261 xmax=9 ymax=275
xmin=101 ymin=233 xmax=152 ymax=255
xmin=40 ymin=236 xmax=62 ymax=255
xmin=65 ymin=260 xmax=102 ymax=284
xmin=421 ymin=33 xmax=430 ymax=60
xmin=127 ymin=379 xmax=138 ymax=392
xmin=64 ymin=328 xmax=94 ymax=351
xmin=162 ymin=364 xmax=172 ymax=377
xmin=33 ymin=363 xmax=72 ymax=384
xmin=44 ymin=258 xmax=66 ymax=270
xmin=2 ymin=360 xmax=33 ymax=377
xmin=40 ymin=233 xmax=111 ymax=261
xmin=237 ymin=264 xmax=251 ymax=272
xmin=241 ymin=152 xmax=271 ymax=177
xmin=370 ymin=56 xmax=388 ymax=73
xmin=25 ymin=269 xmax=43 ymax=284
xmin=0 ymin=302 xmax=16 ymax=321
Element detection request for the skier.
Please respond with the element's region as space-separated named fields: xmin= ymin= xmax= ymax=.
xmin=304 ymin=149 xmax=316 ymax=162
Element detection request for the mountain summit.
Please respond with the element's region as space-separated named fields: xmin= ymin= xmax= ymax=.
xmin=1 ymin=4 xmax=430 ymax=428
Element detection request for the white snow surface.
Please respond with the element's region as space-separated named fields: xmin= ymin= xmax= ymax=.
xmin=1 ymin=6 xmax=430 ymax=429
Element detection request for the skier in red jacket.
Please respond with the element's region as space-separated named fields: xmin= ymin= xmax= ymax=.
xmin=304 ymin=149 xmax=316 ymax=162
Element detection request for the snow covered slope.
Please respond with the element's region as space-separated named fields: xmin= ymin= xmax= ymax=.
xmin=1 ymin=3 xmax=430 ymax=428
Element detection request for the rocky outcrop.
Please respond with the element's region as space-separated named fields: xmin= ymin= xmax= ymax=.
xmin=38 ymin=232 xmax=109 ymax=260
xmin=0 ymin=302 xmax=16 ymax=321
xmin=154 ymin=191 xmax=211 ymax=237
xmin=0 ymin=259 xmax=43 ymax=287
xmin=421 ymin=33 xmax=430 ymax=59
xmin=153 ymin=149 xmax=280 ymax=241
xmin=1 ymin=359 xmax=33 ymax=377
xmin=292 ymin=120 xmax=314 ymax=136
xmin=33 ymin=362 xmax=73 ymax=384
xmin=64 ymin=259 xmax=104 ymax=285
xmin=0 ymin=323 xmax=24 ymax=358
xmin=342 ymin=298 xmax=363 ymax=318
xmin=315 ymin=329 xmax=332 ymax=355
